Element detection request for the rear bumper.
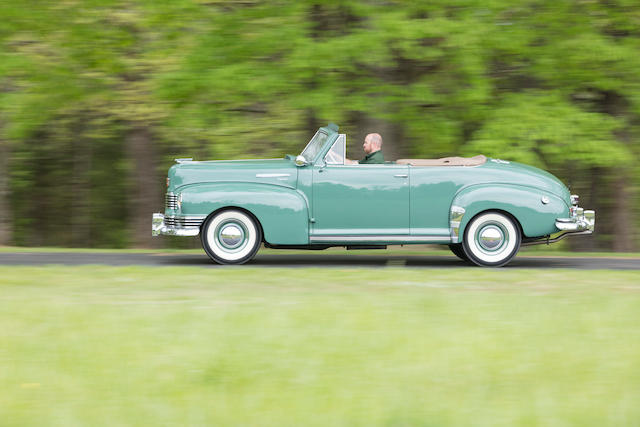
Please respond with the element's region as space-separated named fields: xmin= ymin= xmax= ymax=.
xmin=152 ymin=213 xmax=204 ymax=237
xmin=555 ymin=208 xmax=595 ymax=233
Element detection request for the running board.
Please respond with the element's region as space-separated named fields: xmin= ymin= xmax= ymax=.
xmin=310 ymin=235 xmax=451 ymax=243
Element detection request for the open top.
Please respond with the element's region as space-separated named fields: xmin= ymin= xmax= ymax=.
xmin=396 ymin=155 xmax=487 ymax=167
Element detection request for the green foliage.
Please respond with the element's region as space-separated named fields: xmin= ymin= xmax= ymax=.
xmin=465 ymin=92 xmax=629 ymax=169
xmin=1 ymin=0 xmax=639 ymax=248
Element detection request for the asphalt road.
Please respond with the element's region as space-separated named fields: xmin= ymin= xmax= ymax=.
xmin=1 ymin=252 xmax=639 ymax=270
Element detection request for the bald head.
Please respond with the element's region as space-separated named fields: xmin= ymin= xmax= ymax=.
xmin=363 ymin=133 xmax=382 ymax=154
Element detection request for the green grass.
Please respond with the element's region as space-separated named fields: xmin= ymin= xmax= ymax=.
xmin=1 ymin=266 xmax=640 ymax=426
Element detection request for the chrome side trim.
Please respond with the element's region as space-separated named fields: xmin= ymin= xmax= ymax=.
xmin=490 ymin=158 xmax=510 ymax=164
xmin=309 ymin=235 xmax=451 ymax=243
xmin=256 ymin=173 xmax=291 ymax=178
xmin=449 ymin=205 xmax=466 ymax=244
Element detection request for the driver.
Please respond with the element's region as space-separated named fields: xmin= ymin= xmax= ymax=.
xmin=346 ymin=133 xmax=384 ymax=164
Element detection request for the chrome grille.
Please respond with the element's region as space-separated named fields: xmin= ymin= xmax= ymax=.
xmin=166 ymin=193 xmax=178 ymax=210
xmin=165 ymin=216 xmax=205 ymax=228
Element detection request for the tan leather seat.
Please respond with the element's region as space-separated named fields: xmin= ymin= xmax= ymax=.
xmin=396 ymin=155 xmax=487 ymax=167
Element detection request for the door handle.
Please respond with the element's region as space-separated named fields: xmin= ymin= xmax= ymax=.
xmin=394 ymin=174 xmax=408 ymax=178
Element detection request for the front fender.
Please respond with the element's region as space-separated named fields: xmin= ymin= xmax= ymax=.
xmin=452 ymin=184 xmax=570 ymax=241
xmin=179 ymin=182 xmax=309 ymax=244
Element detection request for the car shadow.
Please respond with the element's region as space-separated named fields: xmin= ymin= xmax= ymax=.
xmin=155 ymin=253 xmax=599 ymax=269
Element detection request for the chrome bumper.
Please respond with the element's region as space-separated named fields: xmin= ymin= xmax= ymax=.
xmin=152 ymin=213 xmax=203 ymax=237
xmin=555 ymin=207 xmax=595 ymax=233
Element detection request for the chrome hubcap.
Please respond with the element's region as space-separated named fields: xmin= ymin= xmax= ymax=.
xmin=478 ymin=225 xmax=504 ymax=251
xmin=219 ymin=223 xmax=244 ymax=249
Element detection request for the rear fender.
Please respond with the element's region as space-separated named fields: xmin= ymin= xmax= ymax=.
xmin=451 ymin=184 xmax=569 ymax=242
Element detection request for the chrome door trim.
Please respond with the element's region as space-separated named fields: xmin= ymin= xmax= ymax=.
xmin=256 ymin=173 xmax=291 ymax=178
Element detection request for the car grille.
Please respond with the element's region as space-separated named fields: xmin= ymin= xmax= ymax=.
xmin=166 ymin=193 xmax=178 ymax=210
xmin=165 ymin=216 xmax=205 ymax=228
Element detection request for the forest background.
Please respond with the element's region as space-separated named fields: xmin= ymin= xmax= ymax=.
xmin=0 ymin=0 xmax=638 ymax=251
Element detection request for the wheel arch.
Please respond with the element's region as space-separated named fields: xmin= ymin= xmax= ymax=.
xmin=462 ymin=208 xmax=523 ymax=240
xmin=451 ymin=183 xmax=568 ymax=242
xmin=201 ymin=206 xmax=265 ymax=242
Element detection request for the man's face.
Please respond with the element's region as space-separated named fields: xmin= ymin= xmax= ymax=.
xmin=363 ymin=136 xmax=374 ymax=154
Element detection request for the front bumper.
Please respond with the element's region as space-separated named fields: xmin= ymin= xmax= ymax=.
xmin=152 ymin=213 xmax=204 ymax=237
xmin=555 ymin=207 xmax=595 ymax=233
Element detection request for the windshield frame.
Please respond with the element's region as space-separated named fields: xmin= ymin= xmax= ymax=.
xmin=299 ymin=130 xmax=329 ymax=163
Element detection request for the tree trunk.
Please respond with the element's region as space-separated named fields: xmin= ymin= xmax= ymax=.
xmin=612 ymin=173 xmax=635 ymax=252
xmin=568 ymin=166 xmax=599 ymax=252
xmin=71 ymin=132 xmax=92 ymax=247
xmin=126 ymin=123 xmax=162 ymax=248
xmin=0 ymin=137 xmax=11 ymax=246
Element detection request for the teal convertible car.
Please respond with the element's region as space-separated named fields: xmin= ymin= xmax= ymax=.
xmin=153 ymin=123 xmax=595 ymax=267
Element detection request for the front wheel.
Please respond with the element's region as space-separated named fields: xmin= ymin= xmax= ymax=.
xmin=201 ymin=209 xmax=262 ymax=265
xmin=448 ymin=244 xmax=470 ymax=262
xmin=462 ymin=212 xmax=521 ymax=267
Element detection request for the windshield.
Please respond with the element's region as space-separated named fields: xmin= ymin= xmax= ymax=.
xmin=300 ymin=131 xmax=329 ymax=163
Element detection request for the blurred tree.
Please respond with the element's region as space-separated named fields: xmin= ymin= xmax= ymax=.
xmin=465 ymin=92 xmax=632 ymax=248
xmin=463 ymin=0 xmax=640 ymax=250
xmin=0 ymin=0 xmax=638 ymax=250
xmin=0 ymin=121 xmax=9 ymax=245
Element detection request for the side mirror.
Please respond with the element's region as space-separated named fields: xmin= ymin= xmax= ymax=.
xmin=295 ymin=155 xmax=308 ymax=167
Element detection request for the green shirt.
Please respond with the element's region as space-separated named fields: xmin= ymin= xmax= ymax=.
xmin=359 ymin=150 xmax=384 ymax=164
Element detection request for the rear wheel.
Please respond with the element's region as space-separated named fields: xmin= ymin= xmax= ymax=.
xmin=201 ymin=209 xmax=262 ymax=265
xmin=462 ymin=211 xmax=521 ymax=267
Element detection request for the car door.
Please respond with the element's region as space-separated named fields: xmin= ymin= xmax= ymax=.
xmin=409 ymin=166 xmax=468 ymax=238
xmin=310 ymin=158 xmax=410 ymax=241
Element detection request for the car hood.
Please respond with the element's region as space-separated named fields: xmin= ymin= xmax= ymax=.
xmin=168 ymin=158 xmax=298 ymax=191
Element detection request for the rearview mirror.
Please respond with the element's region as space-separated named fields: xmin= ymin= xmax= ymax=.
xmin=295 ymin=155 xmax=308 ymax=167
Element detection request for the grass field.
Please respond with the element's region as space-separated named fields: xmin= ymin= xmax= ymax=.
xmin=1 ymin=266 xmax=640 ymax=426
xmin=2 ymin=244 xmax=640 ymax=258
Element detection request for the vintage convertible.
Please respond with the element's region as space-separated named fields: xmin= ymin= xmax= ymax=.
xmin=152 ymin=123 xmax=595 ymax=266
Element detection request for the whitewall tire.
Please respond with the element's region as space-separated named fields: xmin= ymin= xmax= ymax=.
xmin=201 ymin=210 xmax=262 ymax=265
xmin=462 ymin=212 xmax=521 ymax=267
